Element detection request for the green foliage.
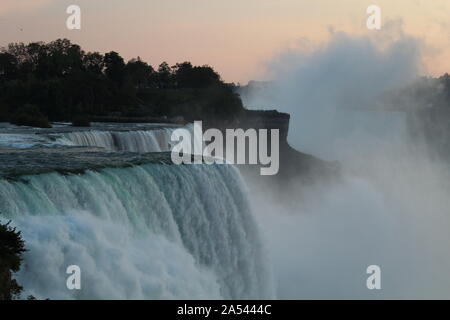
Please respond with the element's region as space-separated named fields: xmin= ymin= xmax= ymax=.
xmin=71 ymin=115 xmax=91 ymax=127
xmin=157 ymin=62 xmax=172 ymax=89
xmin=138 ymin=86 xmax=243 ymax=122
xmin=0 ymin=102 xmax=8 ymax=121
xmin=10 ymin=104 xmax=51 ymax=128
xmin=0 ymin=39 xmax=244 ymax=124
xmin=0 ymin=218 xmax=26 ymax=300
xmin=172 ymin=62 xmax=221 ymax=88
xmin=104 ymin=51 xmax=125 ymax=84
xmin=125 ymin=57 xmax=154 ymax=89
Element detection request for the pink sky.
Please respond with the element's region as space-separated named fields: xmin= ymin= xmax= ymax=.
xmin=1 ymin=0 xmax=449 ymax=83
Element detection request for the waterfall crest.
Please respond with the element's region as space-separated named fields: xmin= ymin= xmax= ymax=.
xmin=0 ymin=124 xmax=202 ymax=153
xmin=60 ymin=124 xmax=203 ymax=153
xmin=61 ymin=129 xmax=175 ymax=152
xmin=0 ymin=163 xmax=273 ymax=299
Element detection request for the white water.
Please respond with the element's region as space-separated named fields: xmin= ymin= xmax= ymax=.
xmin=246 ymin=29 xmax=450 ymax=299
xmin=0 ymin=133 xmax=73 ymax=149
xmin=60 ymin=128 xmax=177 ymax=152
xmin=0 ymin=164 xmax=273 ymax=299
xmin=0 ymin=124 xmax=203 ymax=153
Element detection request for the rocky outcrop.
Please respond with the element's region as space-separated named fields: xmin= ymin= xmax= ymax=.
xmin=235 ymin=110 xmax=291 ymax=143
xmin=204 ymin=109 xmax=290 ymax=144
xmin=206 ymin=109 xmax=340 ymax=184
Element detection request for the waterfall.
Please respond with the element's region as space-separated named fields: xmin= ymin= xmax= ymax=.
xmin=60 ymin=124 xmax=203 ymax=153
xmin=0 ymin=163 xmax=273 ymax=300
xmin=61 ymin=129 xmax=174 ymax=152
xmin=0 ymin=124 xmax=203 ymax=153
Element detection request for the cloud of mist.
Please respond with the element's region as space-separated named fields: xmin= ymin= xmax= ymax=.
xmin=245 ymin=26 xmax=450 ymax=299
xmin=246 ymin=24 xmax=424 ymax=160
xmin=250 ymin=153 xmax=450 ymax=299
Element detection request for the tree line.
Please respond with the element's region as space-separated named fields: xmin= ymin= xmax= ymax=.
xmin=0 ymin=39 xmax=243 ymax=127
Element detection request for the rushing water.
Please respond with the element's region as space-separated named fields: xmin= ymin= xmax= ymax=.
xmin=0 ymin=122 xmax=272 ymax=299
xmin=0 ymin=163 xmax=273 ymax=299
xmin=0 ymin=123 xmax=202 ymax=153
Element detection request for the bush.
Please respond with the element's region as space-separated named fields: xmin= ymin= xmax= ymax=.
xmin=9 ymin=104 xmax=52 ymax=128
xmin=0 ymin=103 xmax=9 ymax=122
xmin=0 ymin=219 xmax=26 ymax=300
xmin=71 ymin=115 xmax=91 ymax=127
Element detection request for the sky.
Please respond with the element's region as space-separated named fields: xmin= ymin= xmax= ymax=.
xmin=0 ymin=0 xmax=449 ymax=83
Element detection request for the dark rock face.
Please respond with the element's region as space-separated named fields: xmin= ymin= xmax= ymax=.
xmin=236 ymin=110 xmax=291 ymax=143
xmin=277 ymin=143 xmax=340 ymax=183
xmin=216 ymin=109 xmax=341 ymax=207
xmin=205 ymin=109 xmax=290 ymax=143
xmin=206 ymin=109 xmax=340 ymax=185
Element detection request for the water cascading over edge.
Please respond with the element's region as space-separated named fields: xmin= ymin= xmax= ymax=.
xmin=0 ymin=163 xmax=273 ymax=299
xmin=60 ymin=124 xmax=203 ymax=153
xmin=61 ymin=129 xmax=176 ymax=152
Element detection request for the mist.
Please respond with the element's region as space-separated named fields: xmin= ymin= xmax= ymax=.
xmin=245 ymin=27 xmax=450 ymax=299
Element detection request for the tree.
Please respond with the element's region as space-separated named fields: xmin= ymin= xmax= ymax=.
xmin=10 ymin=104 xmax=51 ymax=128
xmin=104 ymin=51 xmax=125 ymax=84
xmin=83 ymin=52 xmax=105 ymax=74
xmin=172 ymin=62 xmax=221 ymax=88
xmin=47 ymin=39 xmax=84 ymax=77
xmin=0 ymin=218 xmax=26 ymax=300
xmin=157 ymin=62 xmax=173 ymax=89
xmin=0 ymin=39 xmax=246 ymax=123
xmin=0 ymin=52 xmax=18 ymax=81
xmin=125 ymin=57 xmax=155 ymax=89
